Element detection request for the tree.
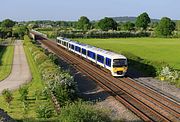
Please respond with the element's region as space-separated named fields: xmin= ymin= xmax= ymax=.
xmin=12 ymin=25 xmax=28 ymax=39
xmin=155 ymin=17 xmax=175 ymax=37
xmin=98 ymin=17 xmax=117 ymax=31
xmin=2 ymin=89 xmax=14 ymax=108
xmin=135 ymin=12 xmax=151 ymax=30
xmin=1 ymin=19 xmax=16 ymax=28
xmin=77 ymin=16 xmax=91 ymax=30
xmin=122 ymin=21 xmax=135 ymax=31
xmin=176 ymin=20 xmax=180 ymax=31
xmin=0 ymin=27 xmax=12 ymax=38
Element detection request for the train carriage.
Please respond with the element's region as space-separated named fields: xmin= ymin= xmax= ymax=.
xmin=56 ymin=37 xmax=127 ymax=77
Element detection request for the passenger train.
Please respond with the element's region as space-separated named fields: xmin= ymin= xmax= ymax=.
xmin=56 ymin=37 xmax=128 ymax=77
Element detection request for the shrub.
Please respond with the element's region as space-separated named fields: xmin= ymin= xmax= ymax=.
xmin=19 ymin=86 xmax=29 ymax=101
xmin=160 ymin=66 xmax=179 ymax=85
xmin=48 ymin=53 xmax=59 ymax=65
xmin=59 ymin=100 xmax=111 ymax=122
xmin=36 ymin=104 xmax=53 ymax=118
xmin=48 ymin=80 xmax=70 ymax=107
xmin=2 ymin=89 xmax=13 ymax=108
xmin=34 ymin=53 xmax=48 ymax=65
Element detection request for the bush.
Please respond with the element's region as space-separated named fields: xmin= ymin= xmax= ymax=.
xmin=48 ymin=80 xmax=71 ymax=107
xmin=159 ymin=66 xmax=180 ymax=86
xmin=34 ymin=53 xmax=48 ymax=65
xmin=36 ymin=104 xmax=53 ymax=118
xmin=59 ymin=101 xmax=111 ymax=122
xmin=2 ymin=89 xmax=13 ymax=107
xmin=48 ymin=53 xmax=59 ymax=65
xmin=19 ymin=86 xmax=29 ymax=101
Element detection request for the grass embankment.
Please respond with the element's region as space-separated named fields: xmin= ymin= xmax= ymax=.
xmin=0 ymin=45 xmax=14 ymax=81
xmin=0 ymin=41 xmax=56 ymax=121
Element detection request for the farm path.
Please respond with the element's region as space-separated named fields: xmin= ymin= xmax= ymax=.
xmin=0 ymin=40 xmax=32 ymax=94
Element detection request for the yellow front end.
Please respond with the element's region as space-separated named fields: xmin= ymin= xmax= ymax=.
xmin=112 ymin=67 xmax=128 ymax=76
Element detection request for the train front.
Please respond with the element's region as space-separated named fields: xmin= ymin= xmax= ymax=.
xmin=112 ymin=58 xmax=128 ymax=77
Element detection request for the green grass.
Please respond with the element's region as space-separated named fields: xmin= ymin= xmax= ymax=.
xmin=76 ymin=38 xmax=180 ymax=70
xmin=0 ymin=42 xmax=57 ymax=121
xmin=0 ymin=45 xmax=14 ymax=81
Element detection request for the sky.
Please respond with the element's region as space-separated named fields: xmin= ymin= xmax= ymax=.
xmin=0 ymin=0 xmax=179 ymax=21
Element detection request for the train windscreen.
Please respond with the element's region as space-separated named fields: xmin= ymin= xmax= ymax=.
xmin=113 ymin=59 xmax=127 ymax=67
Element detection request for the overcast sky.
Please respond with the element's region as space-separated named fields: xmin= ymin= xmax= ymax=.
xmin=0 ymin=0 xmax=179 ymax=21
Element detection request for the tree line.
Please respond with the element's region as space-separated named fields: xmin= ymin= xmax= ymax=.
xmin=0 ymin=19 xmax=28 ymax=39
xmin=0 ymin=12 xmax=179 ymax=38
xmin=76 ymin=13 xmax=176 ymax=37
xmin=34 ymin=12 xmax=178 ymax=38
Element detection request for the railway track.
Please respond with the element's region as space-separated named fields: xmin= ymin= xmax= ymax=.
xmin=30 ymin=32 xmax=180 ymax=122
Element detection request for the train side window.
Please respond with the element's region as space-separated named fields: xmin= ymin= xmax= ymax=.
xmin=88 ymin=51 xmax=95 ymax=59
xmin=71 ymin=45 xmax=74 ymax=50
xmin=69 ymin=44 xmax=71 ymax=48
xmin=75 ymin=46 xmax=81 ymax=52
xmin=66 ymin=42 xmax=68 ymax=47
xmin=63 ymin=41 xmax=65 ymax=46
xmin=97 ymin=54 xmax=104 ymax=63
xmin=106 ymin=58 xmax=111 ymax=67
xmin=82 ymin=48 xmax=86 ymax=55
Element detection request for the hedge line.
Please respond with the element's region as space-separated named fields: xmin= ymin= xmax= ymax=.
xmin=24 ymin=35 xmax=77 ymax=107
xmin=59 ymin=31 xmax=150 ymax=38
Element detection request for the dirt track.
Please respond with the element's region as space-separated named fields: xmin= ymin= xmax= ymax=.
xmin=0 ymin=40 xmax=32 ymax=94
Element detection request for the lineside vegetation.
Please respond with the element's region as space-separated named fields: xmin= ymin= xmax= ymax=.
xmin=0 ymin=36 xmax=112 ymax=121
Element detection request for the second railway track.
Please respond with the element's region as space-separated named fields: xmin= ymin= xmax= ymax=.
xmin=32 ymin=34 xmax=179 ymax=122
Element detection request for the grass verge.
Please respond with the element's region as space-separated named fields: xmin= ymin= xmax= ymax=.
xmin=0 ymin=45 xmax=14 ymax=81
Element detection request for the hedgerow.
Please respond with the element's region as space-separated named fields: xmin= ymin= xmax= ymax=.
xmin=24 ymin=35 xmax=78 ymax=107
xmin=59 ymin=31 xmax=150 ymax=38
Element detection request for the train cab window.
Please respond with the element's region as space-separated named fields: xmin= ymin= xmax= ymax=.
xmin=69 ymin=44 xmax=71 ymax=48
xmin=106 ymin=58 xmax=111 ymax=67
xmin=71 ymin=45 xmax=74 ymax=50
xmin=82 ymin=48 xmax=86 ymax=55
xmin=75 ymin=46 xmax=81 ymax=52
xmin=113 ymin=59 xmax=127 ymax=67
xmin=97 ymin=54 xmax=104 ymax=63
xmin=87 ymin=51 xmax=95 ymax=59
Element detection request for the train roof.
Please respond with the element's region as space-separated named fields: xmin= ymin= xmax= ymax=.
xmin=57 ymin=37 xmax=127 ymax=59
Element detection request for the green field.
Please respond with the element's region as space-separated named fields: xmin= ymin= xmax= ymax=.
xmin=0 ymin=45 xmax=14 ymax=81
xmin=76 ymin=38 xmax=180 ymax=70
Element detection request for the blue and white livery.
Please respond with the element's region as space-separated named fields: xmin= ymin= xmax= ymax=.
xmin=56 ymin=37 xmax=128 ymax=77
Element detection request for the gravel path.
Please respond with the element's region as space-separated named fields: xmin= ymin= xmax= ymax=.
xmin=0 ymin=40 xmax=32 ymax=94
